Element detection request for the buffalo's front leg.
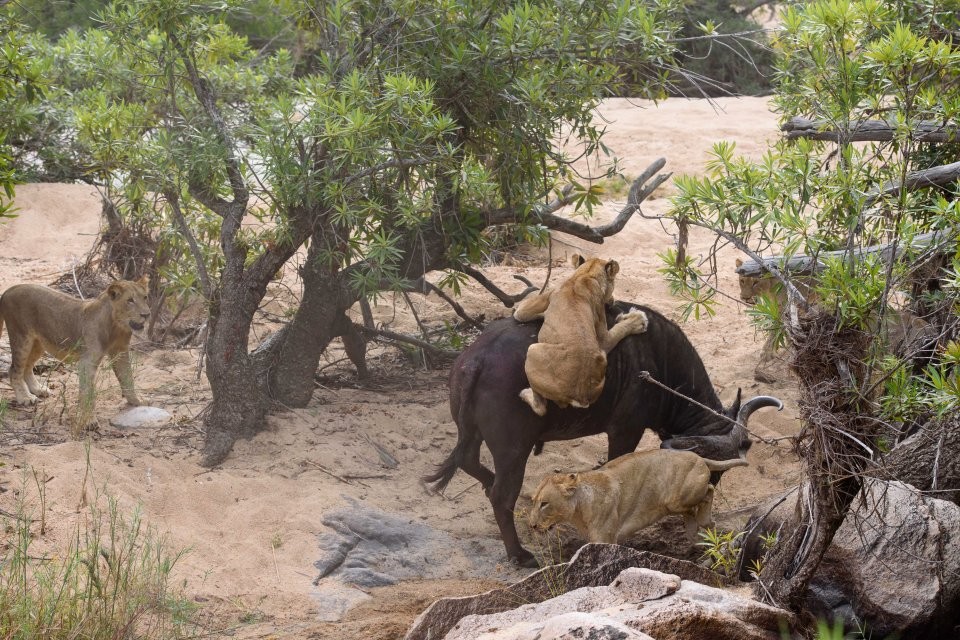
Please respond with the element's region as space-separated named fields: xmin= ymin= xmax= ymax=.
xmin=488 ymin=446 xmax=536 ymax=567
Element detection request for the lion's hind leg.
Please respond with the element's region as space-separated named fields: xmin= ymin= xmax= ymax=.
xmin=8 ymin=334 xmax=42 ymax=405
xmin=23 ymin=341 xmax=50 ymax=399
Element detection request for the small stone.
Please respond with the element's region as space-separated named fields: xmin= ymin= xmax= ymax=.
xmin=110 ymin=406 xmax=172 ymax=429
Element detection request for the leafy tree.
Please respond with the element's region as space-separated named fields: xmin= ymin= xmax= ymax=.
xmin=664 ymin=0 xmax=960 ymax=611
xmin=24 ymin=0 xmax=681 ymax=464
xmin=0 ymin=5 xmax=44 ymax=219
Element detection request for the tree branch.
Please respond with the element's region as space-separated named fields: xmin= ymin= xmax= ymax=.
xmin=734 ymin=229 xmax=955 ymax=278
xmin=864 ymin=160 xmax=960 ymax=207
xmin=782 ymin=117 xmax=960 ymax=144
xmin=163 ymin=189 xmax=214 ymax=300
xmin=357 ymin=325 xmax=459 ymax=361
xmin=460 ymin=267 xmax=537 ymax=308
xmin=169 ymin=34 xmax=249 ymax=260
xmin=483 ymin=157 xmax=671 ymax=243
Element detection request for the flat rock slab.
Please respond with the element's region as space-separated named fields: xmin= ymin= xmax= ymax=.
xmin=314 ymin=497 xmax=507 ymax=621
xmin=109 ymin=406 xmax=173 ymax=429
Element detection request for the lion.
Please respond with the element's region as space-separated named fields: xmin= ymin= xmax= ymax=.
xmin=0 ymin=278 xmax=150 ymax=428
xmin=513 ymin=254 xmax=648 ymax=416
xmin=527 ymin=449 xmax=748 ymax=545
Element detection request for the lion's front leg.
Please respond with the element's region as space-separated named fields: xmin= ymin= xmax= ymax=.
xmin=600 ymin=308 xmax=649 ymax=354
xmin=111 ymin=350 xmax=141 ymax=406
xmin=75 ymin=354 xmax=100 ymax=431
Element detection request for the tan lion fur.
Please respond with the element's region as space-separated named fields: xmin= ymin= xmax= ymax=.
xmin=513 ymin=254 xmax=648 ymax=415
xmin=0 ymin=278 xmax=150 ymax=428
xmin=527 ymin=449 xmax=748 ymax=544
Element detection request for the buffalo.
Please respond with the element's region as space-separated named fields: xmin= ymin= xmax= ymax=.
xmin=424 ymin=300 xmax=782 ymax=567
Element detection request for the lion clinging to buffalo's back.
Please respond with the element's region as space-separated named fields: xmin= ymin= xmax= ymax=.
xmin=513 ymin=254 xmax=648 ymax=415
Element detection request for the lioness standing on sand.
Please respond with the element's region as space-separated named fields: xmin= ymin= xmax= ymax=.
xmin=513 ymin=254 xmax=648 ymax=416
xmin=0 ymin=278 xmax=150 ymax=428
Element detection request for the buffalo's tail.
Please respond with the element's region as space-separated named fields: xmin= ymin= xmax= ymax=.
xmin=422 ymin=361 xmax=481 ymax=493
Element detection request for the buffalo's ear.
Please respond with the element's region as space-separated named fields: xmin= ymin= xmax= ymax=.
xmin=735 ymin=258 xmax=743 ymax=268
xmin=106 ymin=282 xmax=123 ymax=300
xmin=571 ymin=253 xmax=586 ymax=268
xmin=727 ymin=387 xmax=743 ymax=418
xmin=604 ymin=260 xmax=620 ymax=279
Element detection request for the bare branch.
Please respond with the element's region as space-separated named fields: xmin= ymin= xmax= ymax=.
xmin=782 ymin=117 xmax=960 ymax=144
xmin=734 ymin=229 xmax=955 ymax=277
xmin=461 ymin=267 xmax=537 ymax=308
xmin=483 ymin=158 xmax=671 ymax=243
xmin=865 ymin=160 xmax=960 ymax=207
xmin=357 ymin=325 xmax=459 ymax=361
xmin=163 ymin=189 xmax=213 ymax=300
xmin=416 ymin=279 xmax=484 ymax=329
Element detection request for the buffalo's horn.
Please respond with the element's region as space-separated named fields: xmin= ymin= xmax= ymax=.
xmin=736 ymin=396 xmax=783 ymax=425
xmin=732 ymin=396 xmax=783 ymax=457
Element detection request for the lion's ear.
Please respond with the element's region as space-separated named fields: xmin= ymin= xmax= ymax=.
xmin=136 ymin=275 xmax=149 ymax=288
xmin=106 ymin=282 xmax=123 ymax=300
xmin=604 ymin=260 xmax=619 ymax=279
xmin=571 ymin=254 xmax=585 ymax=268
xmin=560 ymin=473 xmax=579 ymax=496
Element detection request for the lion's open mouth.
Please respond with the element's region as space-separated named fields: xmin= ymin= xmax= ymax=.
xmin=129 ymin=321 xmax=145 ymax=331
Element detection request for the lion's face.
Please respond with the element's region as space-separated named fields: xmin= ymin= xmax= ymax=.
xmin=527 ymin=473 xmax=579 ymax=532
xmin=571 ymin=255 xmax=619 ymax=304
xmin=107 ymin=278 xmax=150 ymax=332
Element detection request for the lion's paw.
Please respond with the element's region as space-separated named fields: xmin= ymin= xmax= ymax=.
xmin=15 ymin=393 xmax=39 ymax=406
xmin=519 ymin=388 xmax=548 ymax=416
xmin=34 ymin=385 xmax=50 ymax=398
xmin=616 ymin=308 xmax=649 ymax=334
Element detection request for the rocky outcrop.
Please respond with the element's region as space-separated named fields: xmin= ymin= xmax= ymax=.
xmin=405 ymin=544 xmax=791 ymax=640
xmin=743 ymin=480 xmax=960 ymax=637
xmin=444 ymin=567 xmax=790 ymax=640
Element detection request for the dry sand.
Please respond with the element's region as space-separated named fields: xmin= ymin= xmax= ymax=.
xmin=0 ymin=96 xmax=801 ymax=639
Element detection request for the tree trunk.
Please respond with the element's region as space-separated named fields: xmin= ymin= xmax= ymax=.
xmin=254 ymin=240 xmax=359 ymax=408
xmin=758 ymin=475 xmax=861 ymax=611
xmin=201 ymin=276 xmax=272 ymax=466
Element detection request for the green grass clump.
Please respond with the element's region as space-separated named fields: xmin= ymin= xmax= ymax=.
xmin=0 ymin=475 xmax=196 ymax=639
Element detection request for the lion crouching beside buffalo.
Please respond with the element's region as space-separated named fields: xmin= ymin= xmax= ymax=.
xmin=425 ymin=255 xmax=782 ymax=567
xmin=528 ymin=450 xmax=748 ymax=545
xmin=0 ymin=278 xmax=150 ymax=430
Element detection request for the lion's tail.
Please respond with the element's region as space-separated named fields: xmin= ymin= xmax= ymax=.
xmin=702 ymin=457 xmax=749 ymax=472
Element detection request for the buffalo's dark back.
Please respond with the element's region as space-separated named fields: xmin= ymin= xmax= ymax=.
xmin=450 ymin=301 xmax=726 ymax=444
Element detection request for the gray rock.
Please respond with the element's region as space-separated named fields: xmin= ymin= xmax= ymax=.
xmin=444 ymin=566 xmax=791 ymax=640
xmin=109 ymin=406 xmax=172 ymax=429
xmin=404 ymin=544 xmax=739 ymax=640
xmin=742 ymin=480 xmax=960 ymax=637
xmin=468 ymin=611 xmax=655 ymax=640
xmin=314 ymin=497 xmax=506 ymax=620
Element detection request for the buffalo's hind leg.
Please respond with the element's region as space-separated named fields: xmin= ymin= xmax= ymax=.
xmin=487 ymin=443 xmax=537 ymax=567
xmin=459 ymin=429 xmax=495 ymax=493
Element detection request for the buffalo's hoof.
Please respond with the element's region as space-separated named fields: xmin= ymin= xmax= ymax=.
xmin=510 ymin=550 xmax=539 ymax=568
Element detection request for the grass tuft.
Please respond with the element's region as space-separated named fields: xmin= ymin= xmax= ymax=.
xmin=0 ymin=469 xmax=197 ymax=639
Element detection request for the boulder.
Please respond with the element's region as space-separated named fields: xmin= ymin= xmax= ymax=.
xmin=404 ymin=544 xmax=787 ymax=640
xmin=444 ymin=566 xmax=791 ymax=640
xmin=742 ymin=480 xmax=960 ymax=637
